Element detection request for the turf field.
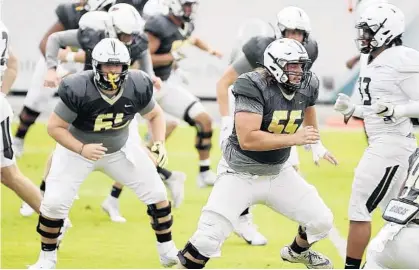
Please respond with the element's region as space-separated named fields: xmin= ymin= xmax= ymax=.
xmin=1 ymin=123 xmax=388 ymax=269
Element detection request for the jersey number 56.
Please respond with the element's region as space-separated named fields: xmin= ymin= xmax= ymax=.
xmin=268 ymin=110 xmax=303 ymax=134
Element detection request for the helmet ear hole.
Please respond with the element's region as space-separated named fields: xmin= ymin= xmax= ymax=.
xmin=269 ymin=66 xmax=277 ymax=71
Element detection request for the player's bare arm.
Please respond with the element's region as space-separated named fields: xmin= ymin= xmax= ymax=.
xmin=1 ymin=48 xmax=18 ymax=95
xmin=235 ymin=111 xmax=319 ymax=151
xmin=47 ymin=112 xmax=107 ymax=161
xmin=147 ymin=32 xmax=175 ymax=67
xmin=216 ymin=66 xmax=238 ymax=116
xmin=39 ymin=21 xmax=66 ymax=56
xmin=57 ymin=46 xmax=86 ymax=64
xmin=189 ymin=36 xmax=222 ymax=58
xmin=142 ymin=103 xmax=166 ymax=143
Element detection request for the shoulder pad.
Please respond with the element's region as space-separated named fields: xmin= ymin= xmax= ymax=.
xmin=128 ymin=70 xmax=153 ymax=104
xmin=77 ymin=28 xmax=106 ymax=51
xmin=58 ymin=71 xmax=92 ymax=111
xmin=393 ymin=47 xmax=419 ymax=73
xmin=232 ymin=72 xmax=265 ymax=104
xmin=129 ymin=33 xmax=149 ymax=60
xmin=144 ymin=15 xmax=170 ymax=39
xmin=55 ymin=3 xmax=83 ymax=30
xmin=242 ymin=36 xmax=275 ymax=69
xmin=299 ymin=72 xmax=319 ymax=106
xmin=304 ymin=36 xmax=319 ymax=69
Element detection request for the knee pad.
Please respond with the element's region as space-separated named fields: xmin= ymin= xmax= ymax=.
xmin=36 ymin=215 xmax=64 ymax=239
xmin=189 ymin=211 xmax=232 ymax=258
xmin=305 ymin=210 xmax=334 ymax=244
xmin=178 ymin=242 xmax=209 ymax=269
xmin=147 ymin=202 xmax=173 ymax=231
xmin=19 ymin=106 xmax=41 ymax=126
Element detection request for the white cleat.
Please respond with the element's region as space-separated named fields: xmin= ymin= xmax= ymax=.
xmin=234 ymin=213 xmax=267 ymax=246
xmin=57 ymin=218 xmax=72 ymax=249
xmin=20 ymin=201 xmax=35 ymax=217
xmin=196 ymin=170 xmax=216 ymax=188
xmin=13 ymin=137 xmax=24 ymax=158
xmin=28 ymin=250 xmax=57 ymax=269
xmin=164 ymin=171 xmax=186 ymax=208
xmin=157 ymin=241 xmax=179 ymax=268
xmin=280 ymin=246 xmax=333 ymax=269
xmin=101 ymin=196 xmax=126 ymax=223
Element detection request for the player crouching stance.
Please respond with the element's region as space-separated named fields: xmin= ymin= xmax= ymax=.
xmin=29 ymin=38 xmax=178 ymax=269
xmin=177 ymin=38 xmax=334 ymax=269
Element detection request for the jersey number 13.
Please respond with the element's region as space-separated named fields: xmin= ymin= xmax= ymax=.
xmin=358 ymin=77 xmax=372 ymax=105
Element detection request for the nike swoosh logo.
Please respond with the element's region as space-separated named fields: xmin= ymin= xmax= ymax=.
xmin=299 ymin=101 xmax=304 ymax=104
xmin=125 ymin=104 xmax=133 ymax=108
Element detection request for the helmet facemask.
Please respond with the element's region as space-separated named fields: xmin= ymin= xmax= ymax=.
xmin=93 ymin=61 xmax=129 ymax=91
xmin=355 ymin=20 xmax=387 ymax=54
xmin=169 ymin=0 xmax=198 ymax=22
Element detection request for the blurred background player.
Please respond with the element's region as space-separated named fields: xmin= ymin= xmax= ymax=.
xmin=145 ymin=0 xmax=223 ymax=188
xmin=216 ymin=6 xmax=335 ymax=246
xmin=29 ymin=38 xmax=178 ymax=269
xmin=177 ymin=38 xmax=334 ymax=269
xmin=334 ymin=3 xmax=419 ymax=268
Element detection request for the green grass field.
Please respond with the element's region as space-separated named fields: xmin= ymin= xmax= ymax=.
xmin=1 ymin=124 xmax=388 ymax=269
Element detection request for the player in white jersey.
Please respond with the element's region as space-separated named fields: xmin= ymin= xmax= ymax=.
xmin=334 ymin=3 xmax=419 ymax=268
xmin=0 ymin=21 xmax=43 ymax=216
xmin=364 ymin=148 xmax=419 ymax=269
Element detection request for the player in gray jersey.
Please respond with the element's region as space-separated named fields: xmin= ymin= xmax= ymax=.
xmin=29 ymin=38 xmax=179 ymax=269
xmin=364 ymin=148 xmax=419 ymax=269
xmin=177 ymin=39 xmax=335 ymax=269
xmin=216 ymin=6 xmax=333 ymax=247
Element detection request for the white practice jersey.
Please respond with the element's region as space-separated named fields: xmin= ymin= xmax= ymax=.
xmin=359 ymin=46 xmax=419 ymax=138
xmin=0 ymin=20 xmax=9 ymax=88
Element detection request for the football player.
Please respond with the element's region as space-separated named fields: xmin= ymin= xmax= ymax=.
xmin=364 ymin=148 xmax=419 ymax=269
xmin=13 ymin=0 xmax=115 ymax=157
xmin=145 ymin=0 xmax=223 ymax=188
xmin=334 ymin=3 xmax=419 ymax=268
xmin=177 ymin=39 xmax=334 ymax=269
xmin=216 ymin=6 xmax=333 ymax=246
xmin=29 ymin=38 xmax=178 ymax=269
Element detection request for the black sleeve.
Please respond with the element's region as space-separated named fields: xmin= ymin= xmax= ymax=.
xmin=232 ymin=75 xmax=264 ymax=106
xmin=308 ymin=73 xmax=320 ymax=106
xmin=304 ymin=37 xmax=319 ymax=70
xmin=130 ymin=33 xmax=149 ymax=61
xmin=144 ymin=15 xmax=166 ymax=39
xmin=55 ymin=3 xmax=80 ymax=30
xmin=77 ymin=28 xmax=105 ymax=52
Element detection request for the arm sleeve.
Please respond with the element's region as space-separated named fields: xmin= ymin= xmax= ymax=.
xmin=394 ymin=73 xmax=419 ymax=118
xmin=139 ymin=98 xmax=156 ymax=116
xmin=54 ymin=100 xmax=78 ymax=123
xmin=235 ymin=95 xmax=263 ymax=115
xmin=46 ymin=30 xmax=81 ymax=69
xmin=231 ymin=55 xmax=254 ymax=75
xmin=138 ymin=50 xmax=156 ymax=77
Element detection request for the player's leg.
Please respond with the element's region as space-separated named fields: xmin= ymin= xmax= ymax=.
xmin=157 ymin=78 xmax=215 ymax=188
xmin=177 ymin=158 xmax=254 ymax=269
xmin=102 ymin=181 xmax=126 ymax=222
xmin=29 ymin=144 xmax=93 ymax=269
xmin=13 ymin=57 xmax=52 ymax=156
xmin=288 ymin=146 xmax=300 ymax=171
xmin=346 ymin=136 xmax=415 ymax=269
xmin=99 ymin=143 xmax=178 ymax=267
xmin=267 ymin=165 xmax=333 ymax=268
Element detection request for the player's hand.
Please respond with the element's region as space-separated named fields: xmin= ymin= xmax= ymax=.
xmin=293 ymin=126 xmax=320 ymax=146
xmin=334 ymin=93 xmax=355 ymax=123
xmin=373 ymin=100 xmax=396 ymax=123
xmin=152 ymin=76 xmax=162 ymax=90
xmin=44 ymin=69 xmax=60 ymax=88
xmin=150 ymin=141 xmax=168 ymax=168
xmin=80 ymin=143 xmax=108 ymax=161
xmin=58 ymin=47 xmax=73 ymax=62
xmin=171 ymin=50 xmax=186 ymax=62
xmin=219 ymin=116 xmax=233 ymax=147
xmin=311 ymin=141 xmax=338 ymax=166
xmin=209 ymin=49 xmax=223 ymax=58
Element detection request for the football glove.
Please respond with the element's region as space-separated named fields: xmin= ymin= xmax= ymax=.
xmin=150 ymin=141 xmax=168 ymax=168
xmin=311 ymin=141 xmax=338 ymax=166
xmin=373 ymin=100 xmax=396 ymax=123
xmin=334 ymin=93 xmax=355 ymax=124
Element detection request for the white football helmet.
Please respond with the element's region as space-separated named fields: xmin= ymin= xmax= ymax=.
xmin=277 ymin=6 xmax=311 ymax=41
xmin=108 ymin=3 xmax=145 ymax=36
xmin=78 ymin=11 xmax=116 ymax=37
xmin=92 ymin=38 xmax=131 ymax=90
xmin=263 ymin=38 xmax=311 ymax=97
xmin=165 ymin=0 xmax=198 ymax=22
xmin=356 ymin=3 xmax=405 ymax=54
xmin=84 ymin=0 xmax=115 ymax=11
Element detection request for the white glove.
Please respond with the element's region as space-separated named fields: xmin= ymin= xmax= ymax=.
xmin=150 ymin=141 xmax=168 ymax=168
xmin=219 ymin=116 xmax=233 ymax=147
xmin=311 ymin=141 xmax=338 ymax=166
xmin=334 ymin=93 xmax=355 ymax=124
xmin=171 ymin=49 xmax=186 ymax=62
xmin=373 ymin=100 xmax=396 ymax=123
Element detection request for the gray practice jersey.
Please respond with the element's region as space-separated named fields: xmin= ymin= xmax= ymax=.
xmin=45 ymin=29 xmax=154 ymax=76
xmin=223 ymin=70 xmax=319 ymax=175
xmin=54 ymin=70 xmax=154 ymax=153
xmin=232 ymin=35 xmax=318 ymax=76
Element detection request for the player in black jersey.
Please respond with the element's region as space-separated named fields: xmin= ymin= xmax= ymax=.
xmin=145 ymin=0 xmax=223 ymax=188
xmin=29 ymin=38 xmax=179 ymax=269
xmin=177 ymin=38 xmax=334 ymax=269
